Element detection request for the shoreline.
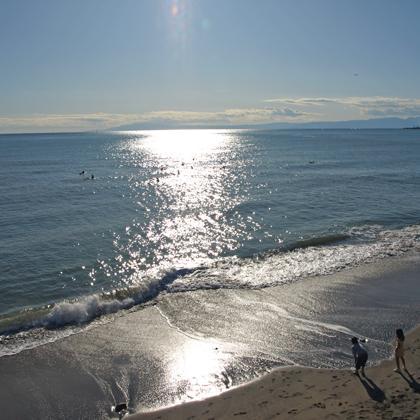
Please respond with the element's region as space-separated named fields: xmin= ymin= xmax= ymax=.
xmin=130 ymin=326 xmax=420 ymax=419
xmin=1 ymin=252 xmax=420 ymax=419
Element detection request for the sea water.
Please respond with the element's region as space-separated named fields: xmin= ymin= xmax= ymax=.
xmin=1 ymin=128 xmax=420 ymax=354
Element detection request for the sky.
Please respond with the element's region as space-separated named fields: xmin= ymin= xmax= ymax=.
xmin=1 ymin=0 xmax=420 ymax=133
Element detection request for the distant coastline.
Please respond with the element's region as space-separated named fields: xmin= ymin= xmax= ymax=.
xmin=113 ymin=115 xmax=420 ymax=131
xmin=2 ymin=116 xmax=420 ymax=136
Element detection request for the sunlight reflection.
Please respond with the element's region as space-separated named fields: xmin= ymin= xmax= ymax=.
xmin=130 ymin=129 xmax=230 ymax=161
xmin=104 ymin=128 xmax=255 ymax=291
xmin=127 ymin=130 xmax=240 ymax=268
xmin=170 ymin=340 xmax=220 ymax=379
xmin=168 ymin=339 xmax=233 ymax=399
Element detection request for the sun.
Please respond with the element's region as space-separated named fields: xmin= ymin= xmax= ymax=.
xmin=171 ymin=3 xmax=179 ymax=17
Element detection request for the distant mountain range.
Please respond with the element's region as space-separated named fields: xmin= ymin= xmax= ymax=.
xmin=113 ymin=116 xmax=420 ymax=131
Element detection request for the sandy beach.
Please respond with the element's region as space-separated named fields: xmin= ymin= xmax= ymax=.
xmin=132 ymin=327 xmax=420 ymax=420
xmin=1 ymin=253 xmax=420 ymax=419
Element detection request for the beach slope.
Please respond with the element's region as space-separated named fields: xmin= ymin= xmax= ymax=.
xmin=132 ymin=328 xmax=420 ymax=420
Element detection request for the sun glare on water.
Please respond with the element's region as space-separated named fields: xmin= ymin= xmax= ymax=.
xmin=109 ymin=129 xmax=247 ymax=284
xmin=133 ymin=129 xmax=228 ymax=161
xmin=167 ymin=339 xmax=234 ymax=399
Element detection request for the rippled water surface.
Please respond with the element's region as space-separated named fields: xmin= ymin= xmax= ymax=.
xmin=1 ymin=129 xmax=420 ymax=340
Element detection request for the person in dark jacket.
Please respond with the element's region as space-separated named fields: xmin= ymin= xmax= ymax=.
xmin=351 ymin=337 xmax=368 ymax=376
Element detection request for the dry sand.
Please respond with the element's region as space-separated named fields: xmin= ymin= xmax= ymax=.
xmin=131 ymin=327 xmax=420 ymax=420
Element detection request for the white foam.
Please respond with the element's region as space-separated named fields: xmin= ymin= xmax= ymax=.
xmin=3 ymin=224 xmax=420 ymax=357
xmin=167 ymin=224 xmax=420 ymax=292
xmin=41 ymin=295 xmax=135 ymax=328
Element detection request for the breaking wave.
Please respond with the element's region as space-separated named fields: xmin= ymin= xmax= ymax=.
xmin=2 ymin=223 xmax=420 ymax=356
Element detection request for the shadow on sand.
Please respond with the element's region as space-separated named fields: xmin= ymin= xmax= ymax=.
xmin=398 ymin=370 xmax=420 ymax=393
xmin=358 ymin=374 xmax=386 ymax=402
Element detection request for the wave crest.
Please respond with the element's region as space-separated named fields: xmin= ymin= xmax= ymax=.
xmin=2 ymin=224 xmax=420 ymax=347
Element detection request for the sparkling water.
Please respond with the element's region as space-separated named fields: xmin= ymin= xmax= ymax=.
xmin=1 ymin=128 xmax=420 ymax=348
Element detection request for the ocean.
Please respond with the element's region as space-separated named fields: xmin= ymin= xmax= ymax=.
xmin=1 ymin=128 xmax=420 ymax=357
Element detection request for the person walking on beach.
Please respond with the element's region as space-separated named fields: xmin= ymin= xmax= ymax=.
xmin=351 ymin=337 xmax=368 ymax=376
xmin=394 ymin=328 xmax=407 ymax=372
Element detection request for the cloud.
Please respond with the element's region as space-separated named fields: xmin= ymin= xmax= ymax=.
xmin=271 ymin=107 xmax=307 ymax=117
xmin=264 ymin=96 xmax=420 ymax=119
xmin=264 ymin=97 xmax=338 ymax=106
xmin=2 ymin=96 xmax=420 ymax=133
xmin=0 ymin=106 xmax=311 ymax=133
xmin=0 ymin=113 xmax=132 ymax=132
xmin=343 ymin=97 xmax=420 ymax=117
xmin=217 ymin=106 xmax=310 ymax=122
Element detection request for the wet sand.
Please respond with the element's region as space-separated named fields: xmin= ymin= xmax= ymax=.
xmin=131 ymin=326 xmax=420 ymax=420
xmin=1 ymin=252 xmax=420 ymax=419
